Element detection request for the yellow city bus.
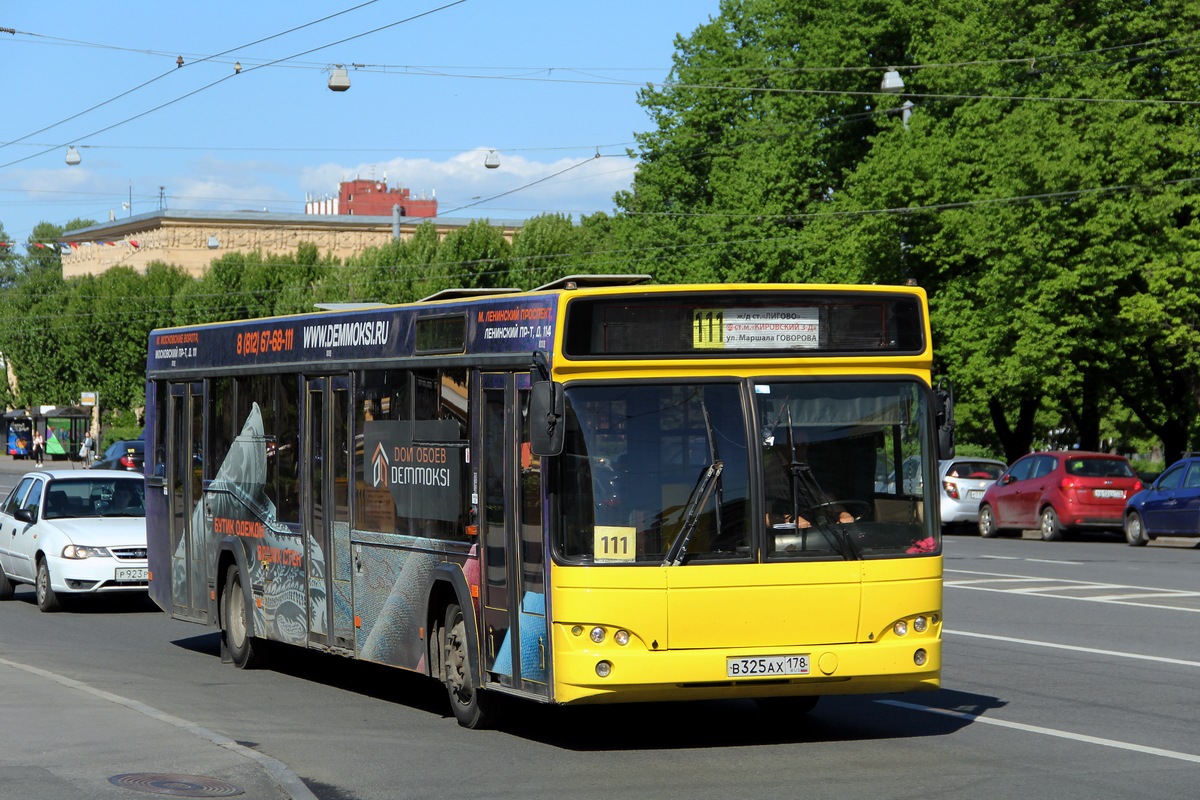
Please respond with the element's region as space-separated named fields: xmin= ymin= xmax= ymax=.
xmin=145 ymin=276 xmax=949 ymax=728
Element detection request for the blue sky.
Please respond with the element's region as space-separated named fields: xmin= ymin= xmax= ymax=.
xmin=0 ymin=1 xmax=721 ymax=245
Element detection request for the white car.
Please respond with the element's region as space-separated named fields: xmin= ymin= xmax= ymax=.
xmin=0 ymin=469 xmax=147 ymax=612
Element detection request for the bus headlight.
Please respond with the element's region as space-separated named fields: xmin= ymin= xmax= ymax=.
xmin=590 ymin=626 xmax=606 ymax=643
xmin=893 ymin=620 xmax=908 ymax=637
xmin=596 ymin=660 xmax=613 ymax=677
xmin=914 ymin=648 xmax=927 ymax=667
xmin=913 ymin=615 xmax=928 ymax=633
xmin=614 ymin=630 xmax=630 ymax=646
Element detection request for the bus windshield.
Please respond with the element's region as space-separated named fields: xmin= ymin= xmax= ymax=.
xmin=555 ymin=379 xmax=934 ymax=564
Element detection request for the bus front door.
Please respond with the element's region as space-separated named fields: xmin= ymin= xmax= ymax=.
xmin=305 ymin=376 xmax=354 ymax=652
xmin=480 ymin=372 xmax=549 ymax=699
xmin=167 ymin=381 xmax=207 ymax=621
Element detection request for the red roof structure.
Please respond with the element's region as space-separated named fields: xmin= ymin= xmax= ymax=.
xmin=306 ymin=178 xmax=437 ymax=218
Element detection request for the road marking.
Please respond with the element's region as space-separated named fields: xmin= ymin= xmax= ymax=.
xmin=946 ymin=629 xmax=1200 ymax=668
xmin=878 ymin=699 xmax=1200 ymax=764
xmin=946 ymin=568 xmax=1200 ymax=612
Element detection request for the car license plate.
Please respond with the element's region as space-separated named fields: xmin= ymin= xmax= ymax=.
xmin=968 ymin=489 xmax=985 ymax=499
xmin=1094 ymin=489 xmax=1124 ymax=499
xmin=727 ymin=654 xmax=810 ymax=678
xmin=115 ymin=567 xmax=148 ymax=581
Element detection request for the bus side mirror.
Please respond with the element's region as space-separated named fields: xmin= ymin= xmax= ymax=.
xmin=529 ymin=381 xmax=564 ymax=456
xmin=935 ymin=379 xmax=955 ymax=460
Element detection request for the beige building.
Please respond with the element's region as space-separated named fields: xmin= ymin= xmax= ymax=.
xmin=59 ymin=210 xmax=523 ymax=278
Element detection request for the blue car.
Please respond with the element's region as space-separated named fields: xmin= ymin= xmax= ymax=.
xmin=1123 ymin=456 xmax=1200 ymax=546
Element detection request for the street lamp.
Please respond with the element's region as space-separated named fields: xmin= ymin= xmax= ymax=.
xmin=484 ymin=150 xmax=501 ymax=169
xmin=65 ymin=146 xmax=81 ymax=166
xmin=881 ymin=68 xmax=905 ymax=93
xmin=328 ymin=66 xmax=351 ymax=92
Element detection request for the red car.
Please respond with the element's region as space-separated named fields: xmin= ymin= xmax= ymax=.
xmin=978 ymin=451 xmax=1142 ymax=541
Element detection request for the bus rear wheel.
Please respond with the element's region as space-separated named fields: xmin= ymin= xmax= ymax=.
xmin=443 ymin=602 xmax=496 ymax=729
xmin=223 ymin=567 xmax=263 ymax=669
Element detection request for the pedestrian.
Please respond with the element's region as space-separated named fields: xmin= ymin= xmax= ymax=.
xmin=80 ymin=432 xmax=94 ymax=463
xmin=32 ymin=428 xmax=44 ymax=468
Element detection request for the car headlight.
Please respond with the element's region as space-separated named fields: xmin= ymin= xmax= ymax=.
xmin=61 ymin=544 xmax=110 ymax=560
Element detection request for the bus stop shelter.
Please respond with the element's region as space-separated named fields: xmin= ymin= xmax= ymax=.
xmin=4 ymin=406 xmax=92 ymax=461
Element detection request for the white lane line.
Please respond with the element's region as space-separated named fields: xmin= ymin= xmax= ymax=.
xmin=946 ymin=629 xmax=1200 ymax=668
xmin=1086 ymin=591 xmax=1200 ymax=601
xmin=1024 ymin=558 xmax=1081 ymax=565
xmin=946 ymin=568 xmax=1200 ymax=610
xmin=877 ymin=699 xmax=1200 ymax=765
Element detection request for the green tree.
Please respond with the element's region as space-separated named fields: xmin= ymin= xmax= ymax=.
xmin=508 ymin=213 xmax=580 ymax=289
xmin=428 ymin=220 xmax=512 ymax=296
xmin=623 ymin=0 xmax=1200 ymax=462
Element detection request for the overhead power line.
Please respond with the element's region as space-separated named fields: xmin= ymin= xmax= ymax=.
xmin=0 ymin=0 xmax=468 ymax=171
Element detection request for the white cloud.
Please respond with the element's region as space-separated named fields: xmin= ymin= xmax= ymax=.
xmin=299 ymin=149 xmax=636 ymax=220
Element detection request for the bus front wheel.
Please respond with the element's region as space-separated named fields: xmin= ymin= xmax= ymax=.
xmin=442 ymin=602 xmax=496 ymax=729
xmin=223 ymin=567 xmax=262 ymax=669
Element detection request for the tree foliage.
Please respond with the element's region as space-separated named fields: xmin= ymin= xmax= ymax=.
xmin=614 ymin=0 xmax=1200 ymax=462
xmin=4 ymin=1 xmax=1200 ymax=464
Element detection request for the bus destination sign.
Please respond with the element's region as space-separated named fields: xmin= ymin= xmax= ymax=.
xmin=692 ymin=307 xmax=819 ymax=350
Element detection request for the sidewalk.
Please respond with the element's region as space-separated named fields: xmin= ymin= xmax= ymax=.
xmin=0 ymin=453 xmax=94 ymax=472
xmin=0 ymin=655 xmax=314 ymax=799
xmin=0 ymin=454 xmax=316 ymax=799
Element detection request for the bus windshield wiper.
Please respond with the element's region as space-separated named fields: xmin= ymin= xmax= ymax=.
xmin=663 ymin=460 xmax=724 ymax=566
xmin=789 ymin=460 xmax=857 ymax=559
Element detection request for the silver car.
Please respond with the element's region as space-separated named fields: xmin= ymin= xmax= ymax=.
xmin=938 ymin=458 xmax=1006 ymax=531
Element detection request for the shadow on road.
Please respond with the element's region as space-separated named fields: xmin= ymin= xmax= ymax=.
xmin=7 ymin=585 xmax=159 ymax=614
xmin=168 ymin=629 xmax=1005 ymax=750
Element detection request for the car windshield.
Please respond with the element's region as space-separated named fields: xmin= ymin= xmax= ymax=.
xmin=554 ymin=379 xmax=936 ymax=564
xmin=44 ymin=477 xmax=145 ymax=519
xmin=1064 ymin=458 xmax=1135 ymax=478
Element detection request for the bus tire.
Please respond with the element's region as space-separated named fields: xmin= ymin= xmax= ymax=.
xmin=223 ymin=567 xmax=262 ymax=669
xmin=443 ymin=602 xmax=496 ymax=729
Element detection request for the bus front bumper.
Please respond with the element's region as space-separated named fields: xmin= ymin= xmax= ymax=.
xmin=551 ymin=630 xmax=941 ymax=705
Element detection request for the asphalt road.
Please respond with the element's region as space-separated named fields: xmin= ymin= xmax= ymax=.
xmin=2 ymin=457 xmax=1199 ymax=799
